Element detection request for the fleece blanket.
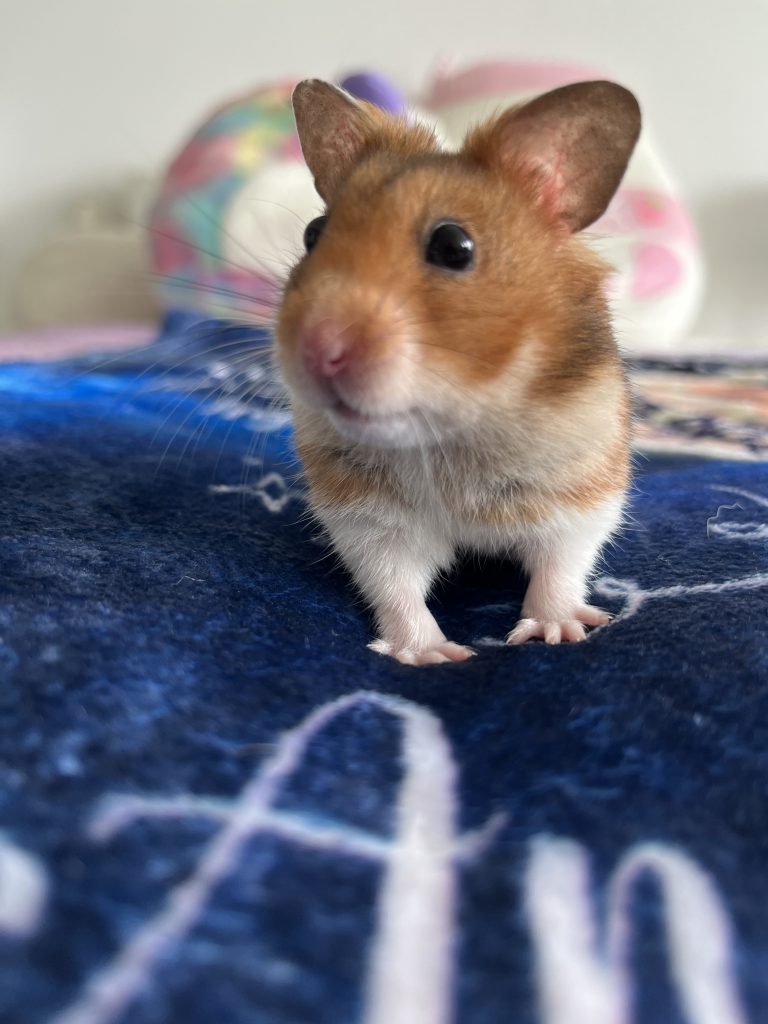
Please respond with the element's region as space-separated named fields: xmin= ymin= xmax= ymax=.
xmin=0 ymin=312 xmax=766 ymax=1024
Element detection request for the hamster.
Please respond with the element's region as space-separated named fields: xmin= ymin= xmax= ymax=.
xmin=276 ymin=78 xmax=640 ymax=665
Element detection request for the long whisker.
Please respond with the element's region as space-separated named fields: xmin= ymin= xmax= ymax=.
xmin=73 ymin=333 xmax=273 ymax=406
xmin=151 ymin=370 xmax=271 ymax=477
xmin=141 ymin=219 xmax=289 ymax=286
xmin=237 ymin=195 xmax=308 ymax=228
xmin=202 ymin=350 xmax=282 ymax=386
xmin=141 ymin=224 xmax=257 ymax=279
xmin=150 ymin=273 xmax=281 ymax=312
xmin=176 ymin=376 xmax=267 ymax=471
xmin=180 ymin=194 xmax=294 ymax=281
xmin=235 ymin=386 xmax=296 ymax=519
xmin=151 ymin=390 xmax=226 ymax=475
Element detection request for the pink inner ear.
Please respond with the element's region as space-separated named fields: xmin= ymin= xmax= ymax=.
xmin=540 ymin=145 xmax=569 ymax=213
xmin=506 ymin=122 xmax=586 ymax=229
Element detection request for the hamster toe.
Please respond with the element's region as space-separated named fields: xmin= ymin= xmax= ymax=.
xmin=505 ymin=618 xmax=541 ymax=644
xmin=368 ymin=639 xmax=475 ymax=665
xmin=433 ymin=641 xmax=476 ymax=662
xmin=575 ymin=604 xmax=613 ymax=627
xmin=506 ymin=617 xmax=588 ymax=645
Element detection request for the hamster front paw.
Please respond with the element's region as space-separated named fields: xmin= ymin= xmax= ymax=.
xmin=506 ymin=605 xmax=611 ymax=645
xmin=368 ymin=638 xmax=476 ymax=666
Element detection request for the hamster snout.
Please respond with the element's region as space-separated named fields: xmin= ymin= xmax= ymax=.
xmin=300 ymin=319 xmax=351 ymax=379
xmin=279 ymin=281 xmax=432 ymax=445
xmin=299 ymin=313 xmax=396 ymax=392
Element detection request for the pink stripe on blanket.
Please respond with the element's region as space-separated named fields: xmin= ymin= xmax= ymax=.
xmin=0 ymin=323 xmax=156 ymax=363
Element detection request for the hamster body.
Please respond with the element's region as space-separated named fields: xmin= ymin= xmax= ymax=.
xmin=277 ymin=79 xmax=640 ymax=664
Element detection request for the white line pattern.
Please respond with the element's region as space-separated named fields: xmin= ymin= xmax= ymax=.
xmin=0 ymin=836 xmax=47 ymax=938
xmin=707 ymin=485 xmax=768 ymax=540
xmin=49 ymin=692 xmax=492 ymax=1024
xmin=209 ymin=470 xmax=302 ymax=513
xmin=363 ymin=698 xmax=457 ymax=1024
xmin=594 ymin=572 xmax=768 ymax=623
xmin=527 ymin=838 xmax=748 ymax=1024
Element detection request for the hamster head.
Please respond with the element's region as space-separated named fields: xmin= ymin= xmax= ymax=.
xmin=277 ymin=79 xmax=640 ymax=449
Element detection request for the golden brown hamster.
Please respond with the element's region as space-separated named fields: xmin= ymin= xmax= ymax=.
xmin=277 ymin=78 xmax=640 ymax=665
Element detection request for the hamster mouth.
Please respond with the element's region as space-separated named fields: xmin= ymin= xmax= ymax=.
xmin=326 ymin=399 xmax=418 ymax=446
xmin=330 ymin=400 xmax=406 ymax=427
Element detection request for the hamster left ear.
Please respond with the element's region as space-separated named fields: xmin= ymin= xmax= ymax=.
xmin=292 ymin=79 xmax=372 ymax=202
xmin=466 ymin=80 xmax=641 ymax=233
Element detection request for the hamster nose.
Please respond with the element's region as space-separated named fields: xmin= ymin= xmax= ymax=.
xmin=301 ymin=320 xmax=350 ymax=379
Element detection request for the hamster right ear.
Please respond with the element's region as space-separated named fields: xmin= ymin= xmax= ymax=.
xmin=464 ymin=80 xmax=641 ymax=233
xmin=292 ymin=80 xmax=372 ymax=202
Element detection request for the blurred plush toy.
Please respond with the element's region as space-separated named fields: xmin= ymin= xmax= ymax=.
xmin=149 ymin=63 xmax=703 ymax=353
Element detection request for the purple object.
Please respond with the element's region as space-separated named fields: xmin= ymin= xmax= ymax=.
xmin=340 ymin=71 xmax=408 ymax=114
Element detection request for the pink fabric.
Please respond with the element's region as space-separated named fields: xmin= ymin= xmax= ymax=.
xmin=0 ymin=324 xmax=156 ymax=363
xmin=631 ymin=244 xmax=684 ymax=299
xmin=595 ymin=189 xmax=697 ymax=244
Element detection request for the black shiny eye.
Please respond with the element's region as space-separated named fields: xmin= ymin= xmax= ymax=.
xmin=424 ymin=222 xmax=474 ymax=272
xmin=303 ymin=215 xmax=327 ymax=252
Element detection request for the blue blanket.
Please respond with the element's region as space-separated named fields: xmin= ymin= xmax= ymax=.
xmin=1 ymin=312 xmax=766 ymax=1024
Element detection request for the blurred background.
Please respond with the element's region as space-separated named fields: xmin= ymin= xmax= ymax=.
xmin=3 ymin=0 xmax=767 ymax=352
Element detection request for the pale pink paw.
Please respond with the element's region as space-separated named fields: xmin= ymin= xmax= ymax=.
xmin=368 ymin=639 xmax=476 ymax=666
xmin=505 ymin=605 xmax=611 ymax=646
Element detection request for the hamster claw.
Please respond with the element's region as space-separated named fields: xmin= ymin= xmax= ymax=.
xmin=368 ymin=639 xmax=476 ymax=666
xmin=506 ymin=605 xmax=611 ymax=645
xmin=506 ymin=619 xmax=586 ymax=644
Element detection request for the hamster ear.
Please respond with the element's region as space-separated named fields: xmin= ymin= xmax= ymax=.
xmin=467 ymin=81 xmax=641 ymax=233
xmin=292 ymin=79 xmax=372 ymax=201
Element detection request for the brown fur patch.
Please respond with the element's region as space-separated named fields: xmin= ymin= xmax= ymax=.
xmin=297 ymin=435 xmax=406 ymax=513
xmin=526 ymin=251 xmax=625 ymax=403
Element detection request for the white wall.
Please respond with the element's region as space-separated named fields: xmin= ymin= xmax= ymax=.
xmin=3 ymin=0 xmax=768 ymax=344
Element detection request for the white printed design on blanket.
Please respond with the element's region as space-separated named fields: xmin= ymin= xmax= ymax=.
xmin=48 ymin=692 xmax=500 ymax=1024
xmin=0 ymin=836 xmax=47 ymax=939
xmin=707 ymin=485 xmax=768 ymax=540
xmin=208 ymin=455 xmax=304 ymax=513
xmin=44 ymin=693 xmax=746 ymax=1024
xmin=209 ymin=472 xmax=301 ymax=513
xmin=475 ymin=481 xmax=768 ymax=644
xmin=527 ymin=839 xmax=747 ymax=1024
xmin=594 ymin=484 xmax=768 ymax=623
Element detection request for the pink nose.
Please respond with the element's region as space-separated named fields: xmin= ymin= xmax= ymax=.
xmin=301 ymin=320 xmax=350 ymax=379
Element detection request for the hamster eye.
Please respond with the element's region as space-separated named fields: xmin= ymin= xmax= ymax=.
xmin=303 ymin=216 xmax=327 ymax=252
xmin=425 ymin=222 xmax=474 ymax=272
